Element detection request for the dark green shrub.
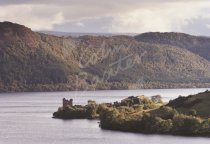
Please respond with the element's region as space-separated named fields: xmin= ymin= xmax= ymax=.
xmin=172 ymin=114 xmax=202 ymax=135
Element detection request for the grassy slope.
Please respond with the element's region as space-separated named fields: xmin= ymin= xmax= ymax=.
xmin=167 ymin=91 xmax=210 ymax=118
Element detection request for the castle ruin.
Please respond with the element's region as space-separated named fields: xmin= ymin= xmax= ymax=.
xmin=63 ymin=98 xmax=73 ymax=107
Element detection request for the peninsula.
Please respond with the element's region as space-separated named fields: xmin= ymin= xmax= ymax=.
xmin=53 ymin=91 xmax=210 ymax=137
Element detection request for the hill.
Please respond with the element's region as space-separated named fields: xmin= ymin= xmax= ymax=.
xmin=135 ymin=32 xmax=210 ymax=61
xmin=78 ymin=36 xmax=210 ymax=85
xmin=1 ymin=22 xmax=210 ymax=92
xmin=0 ymin=22 xmax=81 ymax=91
xmin=167 ymin=90 xmax=210 ymax=118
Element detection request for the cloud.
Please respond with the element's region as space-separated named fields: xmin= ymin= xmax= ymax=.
xmin=181 ymin=17 xmax=210 ymax=36
xmin=0 ymin=5 xmax=65 ymax=30
xmin=0 ymin=0 xmax=210 ymax=35
xmin=53 ymin=17 xmax=112 ymax=33
xmin=0 ymin=0 xmax=210 ymax=5
xmin=75 ymin=22 xmax=85 ymax=27
xmin=109 ymin=2 xmax=206 ymax=33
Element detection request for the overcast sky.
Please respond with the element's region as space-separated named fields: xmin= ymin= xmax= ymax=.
xmin=1 ymin=0 xmax=210 ymax=35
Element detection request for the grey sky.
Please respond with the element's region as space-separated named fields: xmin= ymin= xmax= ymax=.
xmin=0 ymin=0 xmax=210 ymax=35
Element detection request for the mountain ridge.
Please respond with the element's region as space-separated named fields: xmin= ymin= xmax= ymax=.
xmin=39 ymin=31 xmax=137 ymax=37
xmin=135 ymin=32 xmax=210 ymax=61
xmin=0 ymin=21 xmax=210 ymax=92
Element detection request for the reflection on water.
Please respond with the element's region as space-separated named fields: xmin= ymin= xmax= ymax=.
xmin=0 ymin=88 xmax=209 ymax=144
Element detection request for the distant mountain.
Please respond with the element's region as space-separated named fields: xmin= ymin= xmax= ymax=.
xmin=135 ymin=32 xmax=210 ymax=61
xmin=39 ymin=31 xmax=137 ymax=37
xmin=0 ymin=21 xmax=210 ymax=92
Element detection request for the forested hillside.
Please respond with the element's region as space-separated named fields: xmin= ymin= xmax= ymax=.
xmin=0 ymin=22 xmax=210 ymax=92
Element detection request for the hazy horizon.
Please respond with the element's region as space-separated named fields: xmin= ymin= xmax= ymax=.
xmin=37 ymin=30 xmax=210 ymax=37
xmin=1 ymin=0 xmax=210 ymax=36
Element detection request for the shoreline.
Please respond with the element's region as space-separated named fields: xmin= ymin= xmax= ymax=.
xmin=53 ymin=91 xmax=210 ymax=137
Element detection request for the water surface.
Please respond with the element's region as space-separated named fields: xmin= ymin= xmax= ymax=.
xmin=0 ymin=88 xmax=210 ymax=144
